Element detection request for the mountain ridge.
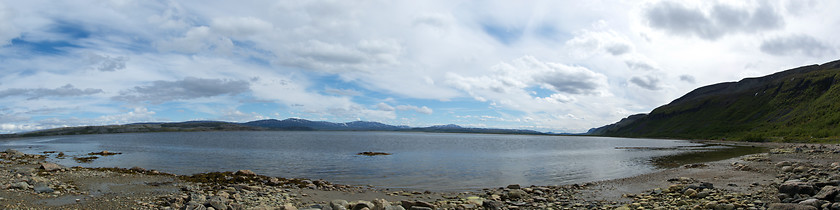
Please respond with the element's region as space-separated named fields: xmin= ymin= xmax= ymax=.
xmin=591 ymin=59 xmax=840 ymax=142
xmin=8 ymin=118 xmax=546 ymax=137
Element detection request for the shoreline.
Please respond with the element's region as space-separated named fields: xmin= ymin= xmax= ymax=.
xmin=2 ymin=142 xmax=839 ymax=209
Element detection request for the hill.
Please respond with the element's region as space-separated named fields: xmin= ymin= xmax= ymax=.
xmin=591 ymin=59 xmax=840 ymax=142
xmin=9 ymin=118 xmax=544 ymax=137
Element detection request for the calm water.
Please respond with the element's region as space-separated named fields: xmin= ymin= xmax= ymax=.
xmin=2 ymin=131 xmax=721 ymax=191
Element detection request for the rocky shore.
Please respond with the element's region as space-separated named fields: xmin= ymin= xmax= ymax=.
xmin=2 ymin=143 xmax=840 ymax=209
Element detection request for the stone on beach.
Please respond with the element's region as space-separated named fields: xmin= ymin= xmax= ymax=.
xmin=235 ymin=169 xmax=256 ymax=176
xmin=39 ymin=162 xmax=62 ymax=171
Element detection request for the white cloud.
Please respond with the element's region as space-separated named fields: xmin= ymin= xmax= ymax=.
xmin=760 ymin=34 xmax=835 ymax=57
xmin=643 ymin=1 xmax=784 ymax=40
xmin=396 ymin=105 xmax=433 ymax=114
xmin=211 ymin=16 xmax=273 ymax=38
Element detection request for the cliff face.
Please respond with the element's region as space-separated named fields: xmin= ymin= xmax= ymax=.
xmin=596 ymin=59 xmax=840 ymax=141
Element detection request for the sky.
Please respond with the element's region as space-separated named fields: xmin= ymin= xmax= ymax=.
xmin=0 ymin=0 xmax=838 ymax=134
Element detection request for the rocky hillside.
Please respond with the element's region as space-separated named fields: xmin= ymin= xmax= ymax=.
xmin=592 ymin=59 xmax=840 ymax=142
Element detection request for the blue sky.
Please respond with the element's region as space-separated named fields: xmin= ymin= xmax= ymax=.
xmin=0 ymin=0 xmax=838 ymax=133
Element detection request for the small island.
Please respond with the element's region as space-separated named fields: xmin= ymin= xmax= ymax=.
xmin=356 ymin=152 xmax=392 ymax=156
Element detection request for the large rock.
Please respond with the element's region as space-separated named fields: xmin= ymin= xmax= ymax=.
xmin=184 ymin=201 xmax=207 ymax=210
xmin=352 ymin=200 xmax=374 ymax=210
xmin=780 ymin=181 xmax=817 ymax=195
xmin=39 ymin=162 xmax=62 ymax=171
xmin=767 ymin=203 xmax=818 ymax=210
xmin=235 ymin=170 xmax=256 ymax=176
xmin=5 ymin=149 xmax=24 ymax=157
xmin=815 ymin=186 xmax=840 ymax=201
xmin=482 ymin=200 xmax=503 ymax=210
xmin=372 ymin=199 xmax=391 ymax=210
xmin=33 ymin=183 xmax=54 ymax=193
xmin=505 ymin=189 xmax=527 ymax=199
xmin=10 ymin=182 xmax=30 ymax=190
xmin=206 ymin=196 xmax=228 ymax=210
xmin=330 ymin=200 xmax=349 ymax=210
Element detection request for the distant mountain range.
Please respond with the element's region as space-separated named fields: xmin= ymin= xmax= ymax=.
xmin=9 ymin=118 xmax=546 ymax=138
xmin=589 ymin=59 xmax=840 ymax=142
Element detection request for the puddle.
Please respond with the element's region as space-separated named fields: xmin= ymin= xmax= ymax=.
xmin=650 ymin=144 xmax=768 ymax=168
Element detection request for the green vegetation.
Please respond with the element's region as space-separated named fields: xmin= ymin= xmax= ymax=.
xmin=597 ymin=60 xmax=840 ymax=143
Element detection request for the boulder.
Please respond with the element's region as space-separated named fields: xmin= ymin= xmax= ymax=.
xmin=5 ymin=149 xmax=24 ymax=157
xmin=10 ymin=182 xmax=30 ymax=190
xmin=235 ymin=170 xmax=256 ymax=176
xmin=184 ymin=201 xmax=207 ymax=210
xmin=372 ymin=199 xmax=391 ymax=210
xmin=767 ymin=203 xmax=818 ymax=210
xmin=39 ymin=162 xmax=62 ymax=171
xmin=506 ymin=184 xmax=521 ymax=189
xmin=33 ymin=183 xmax=54 ymax=193
xmin=780 ymin=181 xmax=817 ymax=195
xmin=330 ymin=200 xmax=349 ymax=210
xmin=505 ymin=189 xmax=527 ymax=199
xmin=815 ymin=186 xmax=840 ymax=201
xmin=352 ymin=200 xmax=374 ymax=210
xmin=482 ymin=200 xmax=503 ymax=210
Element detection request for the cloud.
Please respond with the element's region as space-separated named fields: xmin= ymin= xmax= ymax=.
xmin=0 ymin=84 xmax=103 ymax=100
xmin=376 ymin=103 xmax=395 ymax=111
xmin=396 ymin=105 xmax=433 ymax=114
xmin=324 ymin=87 xmax=362 ymax=96
xmin=644 ymin=1 xmax=784 ymax=40
xmin=760 ymin=34 xmax=835 ymax=57
xmin=625 ymin=59 xmax=658 ymax=71
xmin=86 ymin=53 xmax=128 ymax=71
xmin=629 ymin=75 xmax=663 ymax=90
xmin=114 ymin=77 xmax=250 ymax=104
xmin=155 ymin=26 xmax=234 ymax=54
xmin=679 ymin=75 xmax=696 ymax=83
xmin=210 ymin=16 xmax=273 ymax=38
xmin=566 ymin=28 xmax=634 ymax=57
xmin=282 ymin=39 xmax=403 ymax=72
xmin=0 ymin=2 xmax=20 ymax=46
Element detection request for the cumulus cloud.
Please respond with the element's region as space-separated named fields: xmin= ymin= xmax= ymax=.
xmin=644 ymin=1 xmax=784 ymax=40
xmin=282 ymin=39 xmax=403 ymax=72
xmin=760 ymin=34 xmax=835 ymax=57
xmin=629 ymin=75 xmax=663 ymax=90
xmin=566 ymin=29 xmax=634 ymax=57
xmin=0 ymin=2 xmax=20 ymax=46
xmin=210 ymin=16 xmax=273 ymax=38
xmin=376 ymin=103 xmax=395 ymax=111
xmin=86 ymin=53 xmax=128 ymax=71
xmin=0 ymin=84 xmax=103 ymax=100
xmin=155 ymin=26 xmax=234 ymax=54
xmin=446 ymin=56 xmax=609 ymax=113
xmin=114 ymin=77 xmax=250 ymax=104
xmin=679 ymin=75 xmax=696 ymax=83
xmin=396 ymin=105 xmax=433 ymax=114
xmin=324 ymin=87 xmax=362 ymax=96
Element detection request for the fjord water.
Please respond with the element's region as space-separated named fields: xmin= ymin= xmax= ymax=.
xmin=4 ymin=131 xmax=709 ymax=191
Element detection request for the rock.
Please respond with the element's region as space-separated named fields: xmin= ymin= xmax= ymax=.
xmin=830 ymin=203 xmax=840 ymax=210
xmin=780 ymin=181 xmax=817 ymax=195
xmin=683 ymin=188 xmax=697 ymax=197
xmin=407 ymin=207 xmax=431 ymax=210
xmin=10 ymin=182 xmax=30 ymax=190
xmin=33 ymin=184 xmax=54 ymax=193
xmin=767 ymin=203 xmax=818 ymax=210
xmin=507 ymin=184 xmax=521 ymax=189
xmin=189 ymin=193 xmax=207 ymax=204
xmin=5 ymin=149 xmax=24 ymax=157
xmin=352 ymin=201 xmax=374 ymax=210
xmin=782 ymin=166 xmax=795 ymax=172
xmin=384 ymin=206 xmax=404 ymax=210
xmin=235 ymin=170 xmax=256 ymax=176
xmin=206 ymin=196 xmax=228 ymax=210
xmin=696 ymin=189 xmax=711 ymax=198
xmin=799 ymin=198 xmax=828 ymax=208
xmin=794 ymin=166 xmax=809 ymax=173
xmin=815 ymin=186 xmax=840 ymax=200
xmin=777 ymin=161 xmax=793 ymax=167
xmin=412 ymin=201 xmax=434 ymax=209
xmin=506 ymin=189 xmax=527 ymax=199
xmin=130 ymin=166 xmax=147 ymax=172
xmin=39 ymin=162 xmax=62 ymax=171
xmin=330 ymin=200 xmax=349 ymax=210
xmin=482 ymin=200 xmax=503 ymax=210
xmin=372 ymin=199 xmax=391 ymax=210
xmin=283 ymin=204 xmax=298 ymax=210
xmin=184 ymin=201 xmax=207 ymax=210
